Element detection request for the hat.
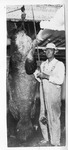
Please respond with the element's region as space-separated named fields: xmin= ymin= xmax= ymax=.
xmin=45 ymin=43 xmax=57 ymax=50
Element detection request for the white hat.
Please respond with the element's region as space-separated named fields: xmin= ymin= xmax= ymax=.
xmin=45 ymin=43 xmax=57 ymax=50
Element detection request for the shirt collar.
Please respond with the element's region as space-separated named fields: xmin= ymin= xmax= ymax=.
xmin=46 ymin=58 xmax=57 ymax=65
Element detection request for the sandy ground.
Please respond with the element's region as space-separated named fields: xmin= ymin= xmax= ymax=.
xmin=7 ymin=100 xmax=65 ymax=147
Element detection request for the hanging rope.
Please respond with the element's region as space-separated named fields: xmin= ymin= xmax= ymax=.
xmin=31 ymin=6 xmax=41 ymax=65
xmin=31 ymin=6 xmax=48 ymax=124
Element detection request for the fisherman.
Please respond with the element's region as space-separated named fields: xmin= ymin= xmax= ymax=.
xmin=34 ymin=42 xmax=65 ymax=146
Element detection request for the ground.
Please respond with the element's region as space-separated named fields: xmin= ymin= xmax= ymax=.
xmin=7 ymin=100 xmax=65 ymax=147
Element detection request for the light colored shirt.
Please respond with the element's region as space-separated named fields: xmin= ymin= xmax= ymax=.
xmin=41 ymin=58 xmax=65 ymax=85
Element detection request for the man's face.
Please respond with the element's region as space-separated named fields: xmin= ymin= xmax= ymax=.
xmin=45 ymin=48 xmax=55 ymax=59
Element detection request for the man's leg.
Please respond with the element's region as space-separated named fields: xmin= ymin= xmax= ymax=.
xmin=47 ymin=100 xmax=61 ymax=146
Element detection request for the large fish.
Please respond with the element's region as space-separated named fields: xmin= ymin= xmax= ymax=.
xmin=8 ymin=30 xmax=38 ymax=141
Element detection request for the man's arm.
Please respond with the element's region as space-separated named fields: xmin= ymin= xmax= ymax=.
xmin=37 ymin=62 xmax=65 ymax=85
xmin=37 ymin=72 xmax=49 ymax=80
xmin=49 ymin=62 xmax=65 ymax=85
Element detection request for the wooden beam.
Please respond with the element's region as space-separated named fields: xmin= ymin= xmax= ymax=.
xmin=35 ymin=46 xmax=65 ymax=50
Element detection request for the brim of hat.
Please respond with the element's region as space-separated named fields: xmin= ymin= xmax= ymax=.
xmin=45 ymin=47 xmax=57 ymax=50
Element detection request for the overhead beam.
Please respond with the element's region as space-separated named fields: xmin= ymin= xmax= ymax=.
xmin=35 ymin=46 xmax=65 ymax=50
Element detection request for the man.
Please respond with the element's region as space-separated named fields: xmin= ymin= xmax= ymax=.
xmin=34 ymin=42 xmax=65 ymax=146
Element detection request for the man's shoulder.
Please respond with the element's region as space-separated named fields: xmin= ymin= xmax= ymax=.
xmin=56 ymin=59 xmax=65 ymax=67
xmin=57 ymin=59 xmax=64 ymax=64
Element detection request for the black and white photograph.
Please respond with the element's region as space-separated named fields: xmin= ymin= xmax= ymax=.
xmin=6 ymin=4 xmax=66 ymax=147
xmin=0 ymin=0 xmax=68 ymax=149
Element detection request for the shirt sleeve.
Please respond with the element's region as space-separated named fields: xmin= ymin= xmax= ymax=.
xmin=34 ymin=70 xmax=41 ymax=82
xmin=49 ymin=62 xmax=65 ymax=85
xmin=40 ymin=61 xmax=45 ymax=72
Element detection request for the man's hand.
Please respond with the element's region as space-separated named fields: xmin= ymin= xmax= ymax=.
xmin=37 ymin=72 xmax=49 ymax=80
xmin=37 ymin=72 xmax=44 ymax=79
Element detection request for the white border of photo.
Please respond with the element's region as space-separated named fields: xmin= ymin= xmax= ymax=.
xmin=0 ymin=0 xmax=68 ymax=150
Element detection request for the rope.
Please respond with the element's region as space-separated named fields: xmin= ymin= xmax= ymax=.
xmin=31 ymin=6 xmax=48 ymax=123
xmin=31 ymin=6 xmax=41 ymax=65
xmin=7 ymin=6 xmax=25 ymax=14
xmin=7 ymin=8 xmax=21 ymax=14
